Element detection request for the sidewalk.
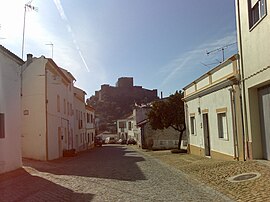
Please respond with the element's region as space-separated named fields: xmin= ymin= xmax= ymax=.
xmin=136 ymin=148 xmax=270 ymax=201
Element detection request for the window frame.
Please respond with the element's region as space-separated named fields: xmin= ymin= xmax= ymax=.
xmin=248 ymin=0 xmax=267 ymax=30
xmin=57 ymin=95 xmax=60 ymax=112
xmin=217 ymin=112 xmax=229 ymax=141
xmin=190 ymin=115 xmax=196 ymax=136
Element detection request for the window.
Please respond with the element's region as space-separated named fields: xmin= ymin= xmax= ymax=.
xmin=70 ymin=104 xmax=73 ymax=116
xmin=64 ymin=128 xmax=67 ymax=143
xmin=57 ymin=95 xmax=60 ymax=112
xmin=90 ymin=114 xmax=93 ymax=123
xmin=128 ymin=121 xmax=132 ymax=130
xmin=249 ymin=0 xmax=267 ymax=28
xmin=87 ymin=113 xmax=90 ymax=123
xmin=217 ymin=113 xmax=228 ymax=140
xmin=119 ymin=121 xmax=126 ymax=128
xmin=0 ymin=113 xmax=5 ymax=138
xmin=190 ymin=116 xmax=196 ymax=135
xmin=64 ymin=99 xmax=66 ymax=114
xmin=67 ymin=102 xmax=69 ymax=115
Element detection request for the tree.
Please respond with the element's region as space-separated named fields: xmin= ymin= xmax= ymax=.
xmin=147 ymin=91 xmax=186 ymax=150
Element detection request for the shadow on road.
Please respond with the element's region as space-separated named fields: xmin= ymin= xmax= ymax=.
xmin=23 ymin=145 xmax=147 ymax=181
xmin=0 ymin=168 xmax=94 ymax=201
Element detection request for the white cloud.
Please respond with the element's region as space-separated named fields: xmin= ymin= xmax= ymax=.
xmin=53 ymin=0 xmax=90 ymax=72
xmin=159 ymin=32 xmax=237 ymax=88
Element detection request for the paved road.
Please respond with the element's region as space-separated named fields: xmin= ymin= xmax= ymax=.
xmin=0 ymin=145 xmax=233 ymax=202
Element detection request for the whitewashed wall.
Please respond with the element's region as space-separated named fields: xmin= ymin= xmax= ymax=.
xmin=21 ymin=57 xmax=47 ymax=160
xmin=0 ymin=50 xmax=22 ymax=173
xmin=187 ymin=87 xmax=235 ymax=157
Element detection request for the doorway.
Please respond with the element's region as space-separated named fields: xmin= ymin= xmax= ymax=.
xmin=258 ymin=85 xmax=270 ymax=160
xmin=203 ymin=113 xmax=211 ymax=156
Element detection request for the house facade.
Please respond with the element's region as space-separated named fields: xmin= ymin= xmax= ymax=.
xmin=21 ymin=54 xmax=76 ymax=160
xmin=236 ymin=0 xmax=270 ymax=159
xmin=73 ymin=87 xmax=87 ymax=152
xmin=183 ymin=55 xmax=244 ymax=160
xmin=0 ymin=45 xmax=23 ymax=173
xmin=85 ymin=104 xmax=95 ymax=149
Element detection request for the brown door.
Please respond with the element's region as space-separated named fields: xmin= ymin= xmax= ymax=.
xmin=203 ymin=113 xmax=211 ymax=156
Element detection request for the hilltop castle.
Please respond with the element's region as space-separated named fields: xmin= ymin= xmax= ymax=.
xmin=87 ymin=77 xmax=158 ymax=132
xmin=94 ymin=77 xmax=158 ymax=102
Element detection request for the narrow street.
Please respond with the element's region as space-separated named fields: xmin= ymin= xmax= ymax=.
xmin=0 ymin=145 xmax=232 ymax=202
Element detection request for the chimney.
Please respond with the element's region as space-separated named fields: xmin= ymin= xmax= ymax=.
xmin=26 ymin=54 xmax=33 ymax=66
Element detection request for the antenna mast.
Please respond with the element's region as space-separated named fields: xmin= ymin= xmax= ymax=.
xmin=21 ymin=0 xmax=38 ymax=60
xmin=45 ymin=42 xmax=54 ymax=59
xmin=206 ymin=42 xmax=237 ymax=62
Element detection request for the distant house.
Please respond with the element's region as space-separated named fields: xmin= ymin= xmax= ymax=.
xmin=0 ymin=45 xmax=24 ymax=173
xmin=116 ymin=114 xmax=136 ymax=141
xmin=183 ymin=54 xmax=244 ymax=160
xmin=97 ymin=131 xmax=118 ymax=142
xmin=85 ymin=104 xmax=95 ymax=149
xmin=21 ymin=54 xmax=76 ymax=160
xmin=235 ymin=0 xmax=270 ymax=160
xmin=134 ymin=104 xmax=182 ymax=150
xmin=137 ymin=120 xmax=180 ymax=150
xmin=73 ymin=87 xmax=87 ymax=152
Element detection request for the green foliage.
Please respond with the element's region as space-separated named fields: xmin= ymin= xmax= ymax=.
xmin=147 ymin=91 xmax=186 ymax=149
xmin=148 ymin=91 xmax=186 ymax=132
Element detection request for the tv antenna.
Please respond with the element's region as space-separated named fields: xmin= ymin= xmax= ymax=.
xmin=0 ymin=24 xmax=5 ymax=40
xmin=206 ymin=42 xmax=237 ymax=62
xmin=45 ymin=42 xmax=54 ymax=59
xmin=22 ymin=0 xmax=38 ymax=60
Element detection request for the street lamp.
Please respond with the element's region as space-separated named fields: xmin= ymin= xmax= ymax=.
xmin=21 ymin=0 xmax=38 ymax=60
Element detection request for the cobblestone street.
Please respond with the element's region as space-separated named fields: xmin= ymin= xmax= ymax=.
xmin=0 ymin=145 xmax=232 ymax=202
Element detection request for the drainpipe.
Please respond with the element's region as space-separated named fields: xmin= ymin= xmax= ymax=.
xmin=229 ymin=86 xmax=239 ymax=160
xmin=45 ymin=68 xmax=48 ymax=161
xmin=236 ymin=0 xmax=248 ymax=160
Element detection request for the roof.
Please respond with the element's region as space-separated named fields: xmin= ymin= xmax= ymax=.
xmin=85 ymin=104 xmax=95 ymax=111
xmin=59 ymin=67 xmax=76 ymax=81
xmin=74 ymin=86 xmax=87 ymax=95
xmin=47 ymin=58 xmax=71 ymax=84
xmin=0 ymin=45 xmax=24 ymax=65
xmin=183 ymin=54 xmax=239 ymax=90
xmin=137 ymin=118 xmax=149 ymax=126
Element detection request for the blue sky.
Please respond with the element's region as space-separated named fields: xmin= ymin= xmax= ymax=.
xmin=0 ymin=0 xmax=237 ymax=98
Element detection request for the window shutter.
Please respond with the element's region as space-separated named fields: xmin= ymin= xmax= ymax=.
xmin=222 ymin=115 xmax=228 ymax=139
xmin=0 ymin=113 xmax=5 ymax=138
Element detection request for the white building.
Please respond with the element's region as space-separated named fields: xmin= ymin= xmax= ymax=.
xmin=21 ymin=54 xmax=75 ymax=160
xmin=0 ymin=45 xmax=23 ymax=173
xmin=183 ymin=55 xmax=244 ymax=160
xmin=236 ymin=0 xmax=270 ymax=160
xmin=116 ymin=114 xmax=136 ymax=141
xmin=85 ymin=104 xmax=95 ymax=149
xmin=73 ymin=87 xmax=87 ymax=152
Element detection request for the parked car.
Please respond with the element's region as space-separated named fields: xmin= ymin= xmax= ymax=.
xmin=117 ymin=139 xmax=123 ymax=144
xmin=127 ymin=139 xmax=137 ymax=145
xmin=94 ymin=136 xmax=103 ymax=147
xmin=105 ymin=137 xmax=116 ymax=144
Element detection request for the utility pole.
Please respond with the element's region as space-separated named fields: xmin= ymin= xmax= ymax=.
xmin=21 ymin=1 xmax=38 ymax=60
